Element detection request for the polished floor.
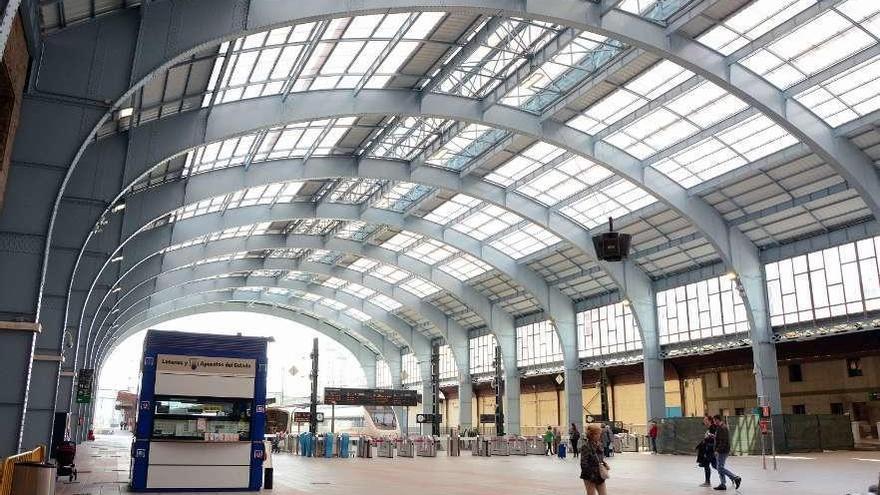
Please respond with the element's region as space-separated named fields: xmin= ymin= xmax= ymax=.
xmin=56 ymin=432 xmax=879 ymax=494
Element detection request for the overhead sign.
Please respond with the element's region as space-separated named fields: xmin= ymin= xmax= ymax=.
xmin=75 ymin=369 xmax=94 ymax=404
xmin=293 ymin=412 xmax=325 ymax=423
xmin=416 ymin=413 xmax=442 ymax=424
xmin=479 ymin=414 xmax=498 ymax=424
xmin=324 ymin=388 xmax=420 ymax=407
xmin=156 ymin=354 xmax=256 ymax=377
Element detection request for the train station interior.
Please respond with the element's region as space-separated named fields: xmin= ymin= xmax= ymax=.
xmin=2 ymin=0 xmax=880 ymax=493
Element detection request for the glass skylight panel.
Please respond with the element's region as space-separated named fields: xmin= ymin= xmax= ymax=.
xmin=489 ymin=224 xmax=561 ymax=259
xmin=173 ymin=196 xmax=225 ymax=221
xmin=203 ymin=13 xmax=444 ymax=104
xmin=250 ymin=269 xmax=285 ymax=277
xmin=348 ymin=258 xmax=379 ymax=272
xmin=370 ymin=117 xmax=451 ymax=161
xmin=183 ymin=134 xmax=257 ymax=176
xmin=334 ymin=221 xmax=379 ymax=241
xmin=287 ymin=219 xmax=341 ymax=236
xmin=341 ymin=282 xmax=376 ymax=299
xmin=346 ymin=307 xmax=372 ymax=322
xmin=438 ymin=254 xmax=492 ymax=281
xmin=406 ymin=238 xmax=458 ymax=265
xmin=256 ymin=118 xmax=356 ymax=161
xmin=697 ymin=0 xmax=815 ymax=55
xmin=559 ymin=179 xmax=656 ymax=229
xmin=434 ymin=18 xmax=560 ymax=98
xmin=423 ymin=194 xmax=481 ymax=225
xmin=484 ymin=142 xmax=566 ymax=186
xmin=297 ymin=292 xmax=322 ymax=303
xmin=603 ymin=81 xmax=748 ymax=159
xmin=425 ymin=124 xmax=509 ymax=171
xmin=652 ymin=114 xmax=798 ymax=187
xmin=328 ymin=177 xmax=383 ymax=204
xmin=400 ymin=277 xmax=441 ymax=298
xmin=500 ymin=32 xmax=624 ymax=112
xmin=306 ymin=249 xmax=342 ymax=264
xmin=452 ymin=204 xmax=522 ymax=240
xmin=320 ymin=277 xmax=348 ymax=289
xmin=371 ymin=182 xmax=433 ymax=212
xmin=616 ymin=0 xmax=688 ymax=20
xmin=370 ymin=293 xmax=402 ymax=311
xmin=566 ymin=60 xmax=694 ymax=135
xmin=380 ymin=230 xmax=422 ymax=252
xmin=740 ymin=8 xmax=878 ymax=89
xmin=268 ymin=248 xmax=306 ymax=259
xmin=286 ymin=271 xmax=316 ymax=283
xmin=517 ymin=156 xmax=613 ymax=206
xmin=372 ymin=264 xmax=410 ymax=284
xmin=319 ymin=298 xmax=348 ymax=311
xmin=794 ymin=54 xmax=880 ymax=127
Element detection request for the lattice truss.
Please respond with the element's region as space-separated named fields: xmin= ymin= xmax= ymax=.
xmin=58 ymin=0 xmax=880 ymax=352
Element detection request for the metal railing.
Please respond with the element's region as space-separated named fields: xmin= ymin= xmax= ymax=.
xmin=0 ymin=444 xmax=46 ymax=495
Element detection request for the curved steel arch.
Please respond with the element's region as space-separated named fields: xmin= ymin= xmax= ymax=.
xmin=92 ymin=235 xmax=511 ymax=367
xmin=100 ymin=264 xmax=472 ymax=376
xmin=91 ymin=275 xmax=427 ymax=369
xmin=99 ymin=300 xmax=384 ymax=385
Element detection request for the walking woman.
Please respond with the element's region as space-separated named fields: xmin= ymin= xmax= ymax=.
xmin=580 ymin=424 xmax=610 ymax=495
xmin=696 ymin=415 xmax=716 ymax=487
xmin=570 ymin=423 xmax=581 ymax=458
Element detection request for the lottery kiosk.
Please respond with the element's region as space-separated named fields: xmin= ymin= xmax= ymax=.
xmin=131 ymin=330 xmax=268 ymax=491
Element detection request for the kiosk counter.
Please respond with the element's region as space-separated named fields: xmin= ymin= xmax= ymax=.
xmin=131 ymin=330 xmax=268 ymax=491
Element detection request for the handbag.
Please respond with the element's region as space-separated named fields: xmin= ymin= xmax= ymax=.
xmin=599 ymin=462 xmax=610 ymax=480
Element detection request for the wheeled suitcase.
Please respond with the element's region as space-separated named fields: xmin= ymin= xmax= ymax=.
xmin=557 ymin=442 xmax=566 ymax=459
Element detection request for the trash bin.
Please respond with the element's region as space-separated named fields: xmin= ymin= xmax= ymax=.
xmin=11 ymin=462 xmax=56 ymax=495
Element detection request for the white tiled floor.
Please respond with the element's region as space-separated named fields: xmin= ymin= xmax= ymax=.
xmin=56 ymin=433 xmax=880 ymax=494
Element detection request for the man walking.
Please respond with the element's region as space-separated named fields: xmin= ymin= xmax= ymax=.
xmin=648 ymin=421 xmax=658 ymax=454
xmin=712 ymin=415 xmax=742 ymax=491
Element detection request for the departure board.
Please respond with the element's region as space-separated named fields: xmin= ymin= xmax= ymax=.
xmin=323 ymin=387 xmax=419 ymax=406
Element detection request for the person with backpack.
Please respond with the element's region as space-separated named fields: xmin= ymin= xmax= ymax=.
xmin=712 ymin=415 xmax=742 ymax=491
xmin=696 ymin=414 xmax=717 ymax=487
xmin=580 ymin=424 xmax=609 ymax=495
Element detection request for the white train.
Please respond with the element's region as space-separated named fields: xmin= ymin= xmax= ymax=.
xmin=266 ymin=404 xmax=400 ymax=438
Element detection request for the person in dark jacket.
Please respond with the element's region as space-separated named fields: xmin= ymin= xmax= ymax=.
xmin=696 ymin=414 xmax=717 ymax=487
xmin=580 ymin=424 xmax=609 ymax=495
xmin=712 ymin=415 xmax=742 ymax=491
xmin=570 ymin=423 xmax=581 ymax=458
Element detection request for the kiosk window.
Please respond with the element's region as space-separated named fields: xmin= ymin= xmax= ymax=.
xmin=151 ymin=396 xmax=252 ymax=440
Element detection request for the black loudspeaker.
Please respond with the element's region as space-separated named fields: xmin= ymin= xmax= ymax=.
xmin=592 ymin=217 xmax=631 ymax=262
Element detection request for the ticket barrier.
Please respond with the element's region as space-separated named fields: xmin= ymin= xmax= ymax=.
xmin=460 ymin=437 xmax=477 ymax=451
xmin=489 ymin=436 xmax=509 ymax=456
xmin=471 ymin=436 xmax=491 ymax=457
xmin=299 ymin=432 xmax=316 ymax=457
xmin=323 ymin=433 xmax=335 ymax=458
xmin=376 ymin=438 xmax=394 ymax=458
xmin=356 ymin=436 xmax=372 ymax=458
xmin=397 ymin=437 xmax=414 ymax=457
xmin=508 ymin=436 xmax=527 ymax=455
xmin=526 ymin=437 xmax=546 ymax=455
xmin=338 ymin=433 xmax=351 ymax=458
xmin=447 ymin=432 xmax=461 ymax=456
xmin=416 ymin=436 xmax=438 ymax=457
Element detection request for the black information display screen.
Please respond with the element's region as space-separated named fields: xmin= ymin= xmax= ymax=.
xmin=324 ymin=387 xmax=419 ymax=407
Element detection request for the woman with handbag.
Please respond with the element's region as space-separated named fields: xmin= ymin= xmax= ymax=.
xmin=580 ymin=424 xmax=610 ymax=495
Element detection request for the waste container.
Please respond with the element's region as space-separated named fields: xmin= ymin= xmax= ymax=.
xmin=11 ymin=462 xmax=56 ymax=495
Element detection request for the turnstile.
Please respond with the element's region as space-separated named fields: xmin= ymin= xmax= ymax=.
xmin=356 ymin=436 xmax=372 ymax=458
xmin=415 ymin=436 xmax=437 ymax=457
xmin=376 ymin=438 xmax=394 ymax=458
xmin=397 ymin=438 xmax=414 ymax=457
xmin=509 ymin=436 xmax=527 ymax=455
xmin=447 ymin=433 xmax=461 ymax=456
xmin=471 ymin=436 xmax=491 ymax=456
xmin=527 ymin=436 xmax=546 ymax=455
xmin=489 ymin=436 xmax=509 ymax=456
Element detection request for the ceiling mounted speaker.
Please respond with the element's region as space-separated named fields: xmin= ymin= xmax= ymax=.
xmin=592 ymin=217 xmax=631 ymax=262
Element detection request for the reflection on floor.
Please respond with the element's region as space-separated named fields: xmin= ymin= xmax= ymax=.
xmin=56 ymin=432 xmax=880 ymax=494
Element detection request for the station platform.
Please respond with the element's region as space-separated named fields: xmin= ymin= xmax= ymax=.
xmin=57 ymin=433 xmax=880 ymax=494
